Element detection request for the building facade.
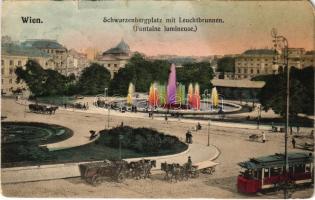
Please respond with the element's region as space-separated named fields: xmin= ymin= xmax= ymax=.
xmin=96 ymin=39 xmax=131 ymax=78
xmin=1 ymin=43 xmax=53 ymax=95
xmin=235 ymin=48 xmax=315 ymax=79
xmin=66 ymin=49 xmax=89 ymax=77
xmin=21 ymin=39 xmax=68 ymax=75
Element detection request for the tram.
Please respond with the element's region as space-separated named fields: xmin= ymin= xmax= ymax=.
xmin=237 ymin=152 xmax=313 ymax=193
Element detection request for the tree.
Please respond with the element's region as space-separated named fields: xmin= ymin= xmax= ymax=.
xmin=254 ymin=67 xmax=314 ymax=118
xmin=108 ymin=53 xmax=214 ymax=96
xmin=15 ymin=60 xmax=68 ymax=96
xmin=76 ymin=63 xmax=111 ymax=95
xmin=217 ymin=57 xmax=235 ymax=73
xmin=109 ymin=53 xmax=169 ymax=96
xmin=177 ymin=62 xmax=214 ymax=93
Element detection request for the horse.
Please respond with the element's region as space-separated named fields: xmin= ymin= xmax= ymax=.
xmin=143 ymin=160 xmax=156 ymax=178
xmin=46 ymin=106 xmax=58 ymax=114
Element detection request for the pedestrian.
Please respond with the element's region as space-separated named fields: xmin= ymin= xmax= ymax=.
xmin=188 ymin=131 xmax=193 ymax=144
xmin=187 ymin=156 xmax=192 ymax=168
xmin=165 ymin=114 xmax=168 ymax=123
xmin=262 ymin=132 xmax=266 ymax=143
xmin=292 ymin=138 xmax=296 ymax=148
xmin=121 ymin=122 xmax=124 ymax=127
xmin=185 ymin=131 xmax=189 ymax=143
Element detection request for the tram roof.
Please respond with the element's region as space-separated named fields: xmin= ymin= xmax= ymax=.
xmin=239 ymin=152 xmax=313 ymax=169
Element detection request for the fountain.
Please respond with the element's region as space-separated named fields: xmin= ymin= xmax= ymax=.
xmin=148 ymin=82 xmax=159 ymax=107
xmin=211 ymin=87 xmax=219 ymax=108
xmin=99 ymin=63 xmax=241 ymax=114
xmin=167 ymin=64 xmax=177 ymax=105
xmin=127 ymin=82 xmax=135 ymax=105
xmin=192 ymin=83 xmax=201 ymax=110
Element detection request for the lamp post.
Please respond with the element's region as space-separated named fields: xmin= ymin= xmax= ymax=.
xmin=204 ymin=89 xmax=209 ymax=111
xmin=207 ymin=120 xmax=211 ymax=146
xmin=119 ymin=134 xmax=123 ymax=160
xmin=218 ymin=94 xmax=224 ymax=111
xmin=257 ymin=105 xmax=262 ymax=129
xmin=271 ymin=28 xmax=290 ymax=199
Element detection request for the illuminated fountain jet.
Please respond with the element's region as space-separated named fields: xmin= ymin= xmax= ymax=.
xmin=148 ymin=82 xmax=159 ymax=107
xmin=127 ymin=82 xmax=135 ymax=105
xmin=167 ymin=64 xmax=177 ymax=105
xmin=211 ymin=87 xmax=219 ymax=110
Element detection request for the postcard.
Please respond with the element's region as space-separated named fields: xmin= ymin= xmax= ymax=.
xmin=1 ymin=0 xmax=314 ymax=198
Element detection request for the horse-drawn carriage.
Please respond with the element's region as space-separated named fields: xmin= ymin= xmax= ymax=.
xmin=29 ymin=104 xmax=58 ymax=115
xmin=161 ymin=160 xmax=218 ymax=182
xmin=237 ymin=152 xmax=313 ymax=194
xmin=79 ymin=159 xmax=156 ymax=185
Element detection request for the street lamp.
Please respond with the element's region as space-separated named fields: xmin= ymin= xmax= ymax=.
xmin=119 ymin=134 xmax=123 ymax=160
xmin=257 ymin=105 xmax=262 ymax=129
xmin=271 ymin=28 xmax=290 ymax=199
xmin=218 ymin=94 xmax=224 ymax=111
xmin=203 ymin=89 xmax=209 ymax=110
xmin=207 ymin=120 xmax=211 ymax=146
xmin=104 ymin=88 xmax=108 ymax=100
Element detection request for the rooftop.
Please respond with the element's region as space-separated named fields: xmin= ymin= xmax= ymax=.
xmin=239 ymin=152 xmax=313 ymax=169
xmin=103 ymin=39 xmax=130 ymax=55
xmin=242 ymin=49 xmax=276 ymax=55
xmin=21 ymin=39 xmax=66 ymax=50
xmin=211 ymin=79 xmax=265 ymax=89
xmin=2 ymin=43 xmax=50 ymax=58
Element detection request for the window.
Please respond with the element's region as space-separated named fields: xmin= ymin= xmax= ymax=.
xmin=1 ymin=68 xmax=4 ymax=74
xmin=108 ymin=64 xmax=111 ymax=67
xmin=250 ymin=69 xmax=254 ymax=74
xmin=1 ymin=60 xmax=4 ymax=66
xmin=9 ymin=60 xmax=14 ymax=66
xmin=1 ymin=79 xmax=3 ymax=84
xmin=257 ymin=64 xmax=260 ymax=66
xmin=18 ymin=60 xmax=22 ymax=66
xmin=265 ymin=63 xmax=268 ymax=66
xmin=257 ymin=69 xmax=260 ymax=74
xmin=270 ymin=167 xmax=282 ymax=176
xmin=306 ymin=163 xmax=311 ymax=173
xmin=264 ymin=168 xmax=270 ymax=178
xmin=9 ymin=79 xmax=12 ymax=84
xmin=114 ymin=64 xmax=117 ymax=68
xmin=257 ymin=59 xmax=260 ymax=61
xmin=244 ymin=75 xmax=247 ymax=78
xmin=238 ymin=69 xmax=241 ymax=73
xmin=244 ymin=69 xmax=248 ymax=73
xmin=9 ymin=68 xmax=14 ymax=75
xmin=295 ymin=164 xmax=305 ymax=173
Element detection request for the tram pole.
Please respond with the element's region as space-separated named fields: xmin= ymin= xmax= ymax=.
xmin=271 ymin=28 xmax=289 ymax=199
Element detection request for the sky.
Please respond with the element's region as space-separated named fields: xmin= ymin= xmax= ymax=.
xmin=2 ymin=1 xmax=314 ymax=56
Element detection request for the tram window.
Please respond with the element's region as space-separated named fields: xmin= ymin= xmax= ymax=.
xmin=289 ymin=166 xmax=294 ymax=173
xmin=270 ymin=167 xmax=281 ymax=176
xmin=264 ymin=168 xmax=269 ymax=178
xmin=295 ymin=164 xmax=305 ymax=173
xmin=305 ymin=164 xmax=311 ymax=173
xmin=254 ymin=170 xmax=262 ymax=179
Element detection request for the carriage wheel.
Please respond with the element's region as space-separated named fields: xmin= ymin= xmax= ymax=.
xmin=116 ymin=173 xmax=125 ymax=183
xmin=209 ymin=167 xmax=215 ymax=175
xmin=91 ymin=175 xmax=102 ymax=186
